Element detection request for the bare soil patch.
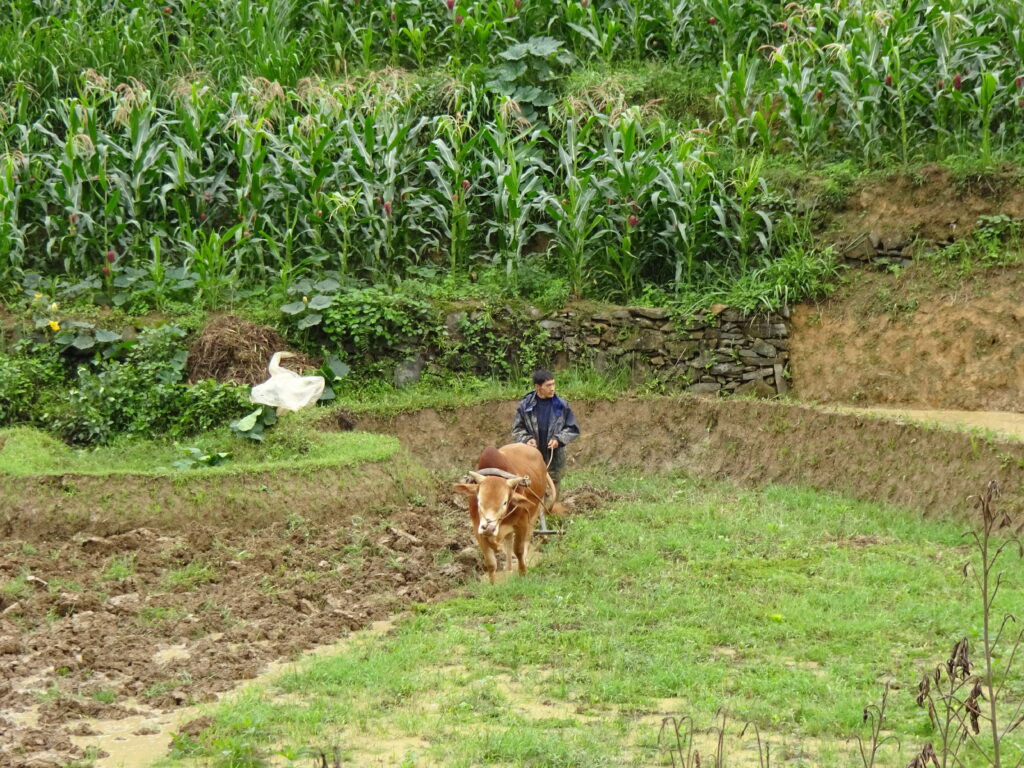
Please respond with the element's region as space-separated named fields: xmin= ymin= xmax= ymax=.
xmin=0 ymin=488 xmax=474 ymax=767
xmin=828 ymin=163 xmax=1024 ymax=259
xmin=790 ymin=265 xmax=1024 ymax=411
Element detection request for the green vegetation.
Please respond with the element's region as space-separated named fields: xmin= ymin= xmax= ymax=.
xmin=13 ymin=0 xmax=1020 ymax=311
xmin=0 ymin=324 xmax=251 ymax=445
xmin=164 ymin=561 xmax=218 ymax=591
xmin=101 ymin=554 xmax=136 ymax=582
xmin=0 ymin=415 xmax=398 ymax=477
xmin=3 ymin=0 xmax=1022 ymax=450
xmin=160 ymin=472 xmax=1024 ymax=767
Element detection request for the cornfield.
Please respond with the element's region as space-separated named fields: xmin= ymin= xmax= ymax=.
xmin=1 ymin=0 xmax=1022 ymax=302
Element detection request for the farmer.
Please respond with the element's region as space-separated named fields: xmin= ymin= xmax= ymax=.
xmin=511 ymin=368 xmax=580 ymax=492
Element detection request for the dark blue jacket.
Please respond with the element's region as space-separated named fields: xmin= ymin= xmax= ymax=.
xmin=511 ymin=392 xmax=580 ymax=449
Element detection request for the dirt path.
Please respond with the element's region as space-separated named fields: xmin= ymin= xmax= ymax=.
xmin=836 ymin=407 xmax=1024 ymax=441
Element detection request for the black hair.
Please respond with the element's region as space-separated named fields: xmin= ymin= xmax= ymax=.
xmin=532 ymin=369 xmax=554 ymax=385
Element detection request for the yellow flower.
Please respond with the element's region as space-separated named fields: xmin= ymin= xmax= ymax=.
xmin=50 ymin=302 xmax=59 ymax=311
xmin=33 ymin=292 xmax=43 ymax=299
xmin=49 ymin=320 xmax=60 ymax=332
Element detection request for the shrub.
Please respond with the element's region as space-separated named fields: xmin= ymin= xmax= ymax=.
xmin=321 ymin=286 xmax=436 ymax=360
xmin=46 ymin=324 xmax=251 ymax=445
xmin=0 ymin=347 xmax=65 ymax=426
xmin=170 ymin=380 xmax=252 ymax=439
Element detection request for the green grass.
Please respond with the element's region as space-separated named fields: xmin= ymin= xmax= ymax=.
xmin=163 ymin=561 xmax=217 ymax=591
xmin=334 ymin=364 xmax=633 ymax=415
xmin=156 ymin=472 xmax=1024 ymax=767
xmin=101 ymin=554 xmax=136 ymax=582
xmin=0 ymin=414 xmax=399 ymax=478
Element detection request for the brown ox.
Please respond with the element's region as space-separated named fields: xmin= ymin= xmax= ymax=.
xmin=453 ymin=443 xmax=558 ymax=583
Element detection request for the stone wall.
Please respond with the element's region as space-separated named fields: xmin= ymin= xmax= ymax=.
xmin=535 ymin=305 xmax=791 ymax=396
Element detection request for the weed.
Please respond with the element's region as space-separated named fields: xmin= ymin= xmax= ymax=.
xmin=164 ymin=561 xmax=217 ymax=591
xmin=101 ymin=554 xmax=136 ymax=582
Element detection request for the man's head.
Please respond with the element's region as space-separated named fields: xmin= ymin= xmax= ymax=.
xmin=532 ymin=368 xmax=555 ymax=399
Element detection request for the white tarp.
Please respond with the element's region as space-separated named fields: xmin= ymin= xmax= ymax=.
xmin=250 ymin=352 xmax=325 ymax=414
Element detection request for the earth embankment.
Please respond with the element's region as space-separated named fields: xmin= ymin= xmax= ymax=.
xmin=359 ymin=396 xmax=1024 ymax=522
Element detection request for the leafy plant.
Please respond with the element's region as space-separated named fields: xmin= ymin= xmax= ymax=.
xmin=280 ymin=276 xmax=340 ymax=330
xmin=230 ymin=405 xmax=278 ymax=442
xmin=315 ymin=355 xmax=351 ymax=403
xmin=171 ymin=446 xmax=233 ymax=470
xmin=486 ymin=36 xmax=573 ymax=123
xmin=320 ymin=285 xmax=435 ymax=358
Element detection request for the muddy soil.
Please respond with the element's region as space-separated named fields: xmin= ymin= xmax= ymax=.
xmin=0 ymin=487 xmax=477 ymax=767
xmin=0 ymin=470 xmax=612 ymax=768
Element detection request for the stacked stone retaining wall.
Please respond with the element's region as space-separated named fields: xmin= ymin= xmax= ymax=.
xmin=531 ymin=305 xmax=791 ymax=396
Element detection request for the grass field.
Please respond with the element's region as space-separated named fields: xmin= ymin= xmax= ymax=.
xmin=159 ymin=471 xmax=1024 ymax=768
xmin=0 ymin=419 xmax=397 ymax=477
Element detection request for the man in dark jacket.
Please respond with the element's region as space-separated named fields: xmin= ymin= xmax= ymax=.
xmin=511 ymin=368 xmax=580 ymax=491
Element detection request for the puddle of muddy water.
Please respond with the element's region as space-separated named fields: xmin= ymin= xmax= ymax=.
xmin=69 ymin=621 xmax=396 ymax=768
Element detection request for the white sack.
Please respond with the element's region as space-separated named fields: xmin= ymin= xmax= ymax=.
xmin=250 ymin=352 xmax=325 ymax=414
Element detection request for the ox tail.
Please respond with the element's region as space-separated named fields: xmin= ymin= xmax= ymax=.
xmin=544 ymin=473 xmax=566 ymax=516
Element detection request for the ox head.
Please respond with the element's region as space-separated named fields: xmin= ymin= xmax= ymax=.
xmin=453 ymin=471 xmax=531 ymax=537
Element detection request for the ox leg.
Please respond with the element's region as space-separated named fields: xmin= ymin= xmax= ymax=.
xmin=513 ymin=528 xmax=529 ymax=576
xmin=477 ymin=536 xmax=498 ymax=584
xmin=503 ymin=536 xmax=516 ymax=573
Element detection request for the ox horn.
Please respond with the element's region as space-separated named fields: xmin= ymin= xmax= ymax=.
xmin=468 ymin=471 xmax=486 ymax=483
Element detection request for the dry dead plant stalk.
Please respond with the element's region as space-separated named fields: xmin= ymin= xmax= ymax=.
xmin=905 ymin=742 xmax=940 ymax=768
xmin=916 ymin=481 xmax=1024 ymax=768
xmin=658 ymin=710 xmax=770 ymax=768
xmin=659 ymin=714 xmax=697 ymax=768
xmin=854 ymin=682 xmax=899 ymax=768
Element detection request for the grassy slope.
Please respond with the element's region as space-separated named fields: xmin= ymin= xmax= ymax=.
xmin=160 ymin=471 xmax=1024 ymax=768
xmin=0 ymin=419 xmax=397 ymax=477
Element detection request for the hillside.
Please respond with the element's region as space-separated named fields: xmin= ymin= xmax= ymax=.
xmin=790 ymin=164 xmax=1024 ymax=412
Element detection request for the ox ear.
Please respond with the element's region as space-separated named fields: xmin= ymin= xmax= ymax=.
xmin=510 ymin=492 xmax=531 ymax=507
xmin=452 ymin=482 xmax=478 ymax=497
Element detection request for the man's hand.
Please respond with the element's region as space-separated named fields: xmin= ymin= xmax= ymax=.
xmin=526 ymin=439 xmax=537 ymax=447
xmin=547 ymin=439 xmax=559 ymax=450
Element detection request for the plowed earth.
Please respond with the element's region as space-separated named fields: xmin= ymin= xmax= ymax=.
xmin=0 ymin=477 xmax=612 ymax=768
xmin=0 ymin=490 xmax=476 ymax=767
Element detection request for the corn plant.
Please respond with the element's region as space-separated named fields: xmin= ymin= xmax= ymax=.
xmin=652 ymin=136 xmax=720 ymax=289
xmin=725 ymin=153 xmax=773 ymax=274
xmin=423 ymin=115 xmax=484 ymax=273
xmin=565 ymin=3 xmax=624 ymax=65
xmin=339 ymin=105 xmax=430 ymax=277
xmin=593 ymin=110 xmax=664 ymax=298
xmin=541 ymin=113 xmax=610 ymax=297
xmin=772 ymin=51 xmax=836 ymax=163
xmin=480 ymin=106 xmax=549 ymax=276
xmin=717 ymin=52 xmax=775 ymax=150
xmin=829 ymin=27 xmax=886 ymax=166
xmin=0 ymin=151 xmax=29 ymax=284
xmin=180 ymin=225 xmax=241 ymax=309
